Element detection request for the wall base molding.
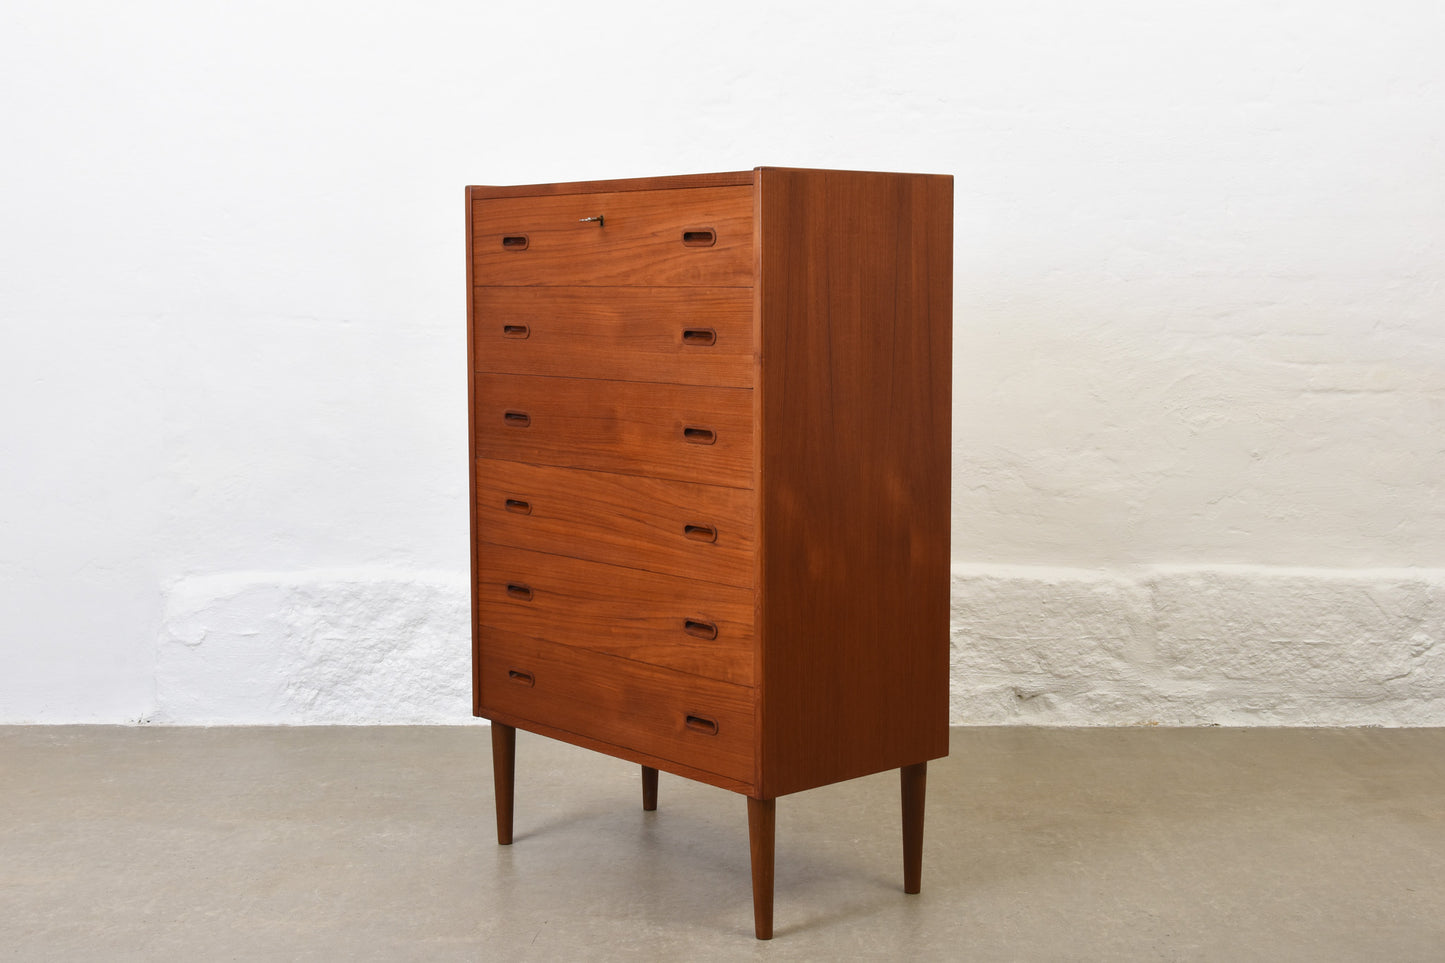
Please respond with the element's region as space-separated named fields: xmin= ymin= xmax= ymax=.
xmin=951 ymin=564 xmax=1445 ymax=726
xmin=152 ymin=564 xmax=1444 ymax=726
xmin=155 ymin=570 xmax=471 ymax=724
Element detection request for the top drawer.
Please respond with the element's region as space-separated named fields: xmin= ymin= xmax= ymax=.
xmin=472 ymin=186 xmax=753 ymax=286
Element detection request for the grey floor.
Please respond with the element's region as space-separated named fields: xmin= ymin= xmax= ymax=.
xmin=3 ymin=727 xmax=1443 ymax=962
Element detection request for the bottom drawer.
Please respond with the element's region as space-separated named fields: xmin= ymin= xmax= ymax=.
xmin=477 ymin=630 xmax=755 ymax=784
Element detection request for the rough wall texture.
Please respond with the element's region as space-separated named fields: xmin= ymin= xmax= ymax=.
xmin=951 ymin=565 xmax=1445 ymax=725
xmin=149 ymin=565 xmax=1445 ymax=726
xmin=155 ymin=572 xmax=471 ymax=724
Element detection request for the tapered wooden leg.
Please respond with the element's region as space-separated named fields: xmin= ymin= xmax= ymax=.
xmin=747 ymin=796 xmax=775 ymax=940
xmin=491 ymin=722 xmax=516 ymax=845
xmin=641 ymin=766 xmax=659 ymax=811
xmin=901 ymin=761 xmax=927 ymax=894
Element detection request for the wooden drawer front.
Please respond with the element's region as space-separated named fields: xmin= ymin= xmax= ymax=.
xmin=475 ymin=374 xmax=753 ymax=489
xmin=478 ymin=543 xmax=754 ymax=685
xmin=472 ymin=186 xmax=753 ymax=286
xmin=476 ymin=459 xmax=755 ymax=589
xmin=474 ymin=287 xmax=755 ymax=387
xmin=479 ymin=630 xmax=755 ymax=784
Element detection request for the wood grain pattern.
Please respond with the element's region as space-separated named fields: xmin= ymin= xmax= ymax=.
xmin=477 ymin=542 xmax=755 ymax=685
xmin=473 ymin=187 xmax=753 ymax=286
xmin=474 ymin=287 xmax=754 ymax=387
xmin=467 ymin=187 xmax=484 ymax=716
xmin=475 ymin=374 xmax=754 ymax=489
xmin=477 ymin=629 xmax=756 ymax=784
xmin=755 ymin=168 xmax=953 ymax=798
xmin=480 ymin=706 xmax=754 ymax=795
xmin=470 ymin=170 xmax=753 ymax=200
xmin=474 ymin=458 xmax=755 ymax=589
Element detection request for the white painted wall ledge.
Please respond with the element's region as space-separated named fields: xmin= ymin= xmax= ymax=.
xmin=150 ymin=564 xmax=1444 ymax=727
xmin=950 ymin=564 xmax=1445 ymax=727
xmin=155 ymin=570 xmax=473 ymax=726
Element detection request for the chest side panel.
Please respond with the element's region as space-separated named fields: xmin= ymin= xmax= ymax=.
xmin=756 ymin=168 xmax=953 ymax=798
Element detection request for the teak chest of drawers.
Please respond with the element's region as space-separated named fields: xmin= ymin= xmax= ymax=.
xmin=466 ymin=167 xmax=952 ymax=939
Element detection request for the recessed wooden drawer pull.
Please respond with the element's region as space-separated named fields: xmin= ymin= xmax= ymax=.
xmin=502 ymin=324 xmax=530 ymax=339
xmin=684 ymin=714 xmax=719 ymax=736
xmin=505 ymin=583 xmax=534 ymax=601
xmin=682 ymin=426 xmax=716 ymax=445
xmin=507 ymin=669 xmax=535 ymax=687
xmin=501 ymin=235 xmax=529 ymax=250
xmin=504 ymin=498 xmax=532 ymax=515
xmin=683 ymin=619 xmax=718 ymax=640
xmin=504 ymin=410 xmax=531 ymax=427
xmin=683 ymin=523 xmax=717 ymax=543
xmin=682 ymin=229 xmax=717 ymax=247
xmin=681 ymin=328 xmax=717 ymax=346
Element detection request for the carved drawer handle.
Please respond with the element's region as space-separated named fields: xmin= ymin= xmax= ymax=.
xmin=501 ymin=235 xmax=529 ymax=250
xmin=684 ymin=714 xmax=719 ymax=736
xmin=683 ymin=524 xmax=717 ymax=543
xmin=507 ymin=669 xmax=535 ymax=687
xmin=682 ymin=426 xmax=715 ymax=445
xmin=504 ymin=410 xmax=531 ymax=427
xmin=503 ymin=324 xmax=530 ymax=339
xmin=682 ymin=229 xmax=716 ymax=247
xmin=683 ymin=619 xmax=718 ymax=641
xmin=504 ymin=498 xmax=532 ymax=515
xmin=682 ymin=328 xmax=717 ymax=346
xmin=505 ymin=583 xmax=533 ymax=602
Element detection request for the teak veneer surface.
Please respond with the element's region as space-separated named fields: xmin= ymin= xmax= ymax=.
xmin=477 ymin=630 xmax=756 ymax=785
xmin=474 ymin=458 xmax=755 ymax=589
xmin=477 ymin=542 xmax=755 ymax=685
xmin=754 ymin=168 xmax=952 ymax=797
xmin=480 ymin=710 xmax=755 ymax=795
xmin=472 ymin=187 xmax=753 ymax=287
xmin=473 ymin=287 xmax=755 ymax=387
xmin=474 ymin=374 xmax=754 ymax=489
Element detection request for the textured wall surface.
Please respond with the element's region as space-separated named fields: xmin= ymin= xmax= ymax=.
xmin=951 ymin=566 xmax=1445 ymax=725
xmin=2 ymin=1 xmax=1442 ymax=724
xmin=155 ymin=571 xmax=469 ymax=724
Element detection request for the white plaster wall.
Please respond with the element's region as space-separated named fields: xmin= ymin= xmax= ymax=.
xmin=2 ymin=1 xmax=1441 ymax=723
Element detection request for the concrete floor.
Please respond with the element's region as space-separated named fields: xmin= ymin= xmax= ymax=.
xmin=2 ymin=727 xmax=1442 ymax=962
